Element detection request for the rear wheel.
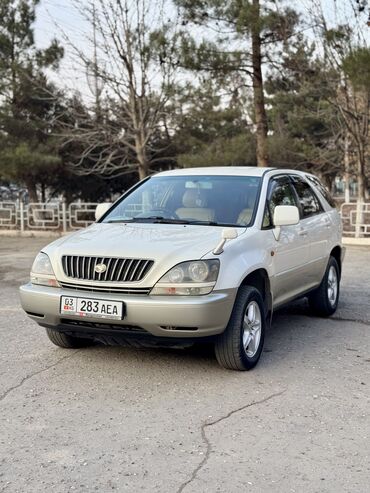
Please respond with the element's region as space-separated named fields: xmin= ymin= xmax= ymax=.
xmin=215 ymin=286 xmax=266 ymax=371
xmin=46 ymin=328 xmax=92 ymax=348
xmin=308 ymin=256 xmax=340 ymax=317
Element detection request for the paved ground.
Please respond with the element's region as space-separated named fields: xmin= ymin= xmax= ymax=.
xmin=0 ymin=236 xmax=369 ymax=493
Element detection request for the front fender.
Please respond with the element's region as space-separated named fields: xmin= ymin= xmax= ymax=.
xmin=204 ymin=229 xmax=274 ymax=291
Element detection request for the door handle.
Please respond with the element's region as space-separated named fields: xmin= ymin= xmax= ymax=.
xmin=298 ymin=229 xmax=308 ymax=237
xmin=323 ymin=219 xmax=331 ymax=228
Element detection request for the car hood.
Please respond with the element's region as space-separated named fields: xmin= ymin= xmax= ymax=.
xmin=44 ymin=223 xmax=246 ymax=284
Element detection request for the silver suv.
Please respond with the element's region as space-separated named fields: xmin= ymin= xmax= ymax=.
xmin=19 ymin=167 xmax=344 ymax=370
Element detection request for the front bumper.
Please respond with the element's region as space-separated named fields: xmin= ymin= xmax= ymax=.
xmin=19 ymin=283 xmax=236 ymax=339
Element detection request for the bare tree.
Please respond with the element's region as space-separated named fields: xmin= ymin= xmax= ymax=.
xmin=306 ymin=0 xmax=370 ymax=238
xmin=59 ymin=0 xmax=178 ymax=180
xmin=307 ymin=2 xmax=369 ymax=191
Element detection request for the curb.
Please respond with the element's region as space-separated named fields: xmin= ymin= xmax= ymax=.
xmin=0 ymin=230 xmax=65 ymax=238
xmin=342 ymin=237 xmax=370 ymax=246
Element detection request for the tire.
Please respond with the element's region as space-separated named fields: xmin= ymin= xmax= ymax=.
xmin=46 ymin=328 xmax=92 ymax=348
xmin=215 ymin=286 xmax=266 ymax=371
xmin=308 ymin=256 xmax=340 ymax=317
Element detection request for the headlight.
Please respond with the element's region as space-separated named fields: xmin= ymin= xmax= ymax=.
xmin=30 ymin=252 xmax=60 ymax=287
xmin=151 ymin=260 xmax=220 ymax=296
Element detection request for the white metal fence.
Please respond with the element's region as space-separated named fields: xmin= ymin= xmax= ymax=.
xmin=1 ymin=200 xmax=370 ymax=236
xmin=340 ymin=202 xmax=370 ymax=237
xmin=0 ymin=201 xmax=99 ymax=232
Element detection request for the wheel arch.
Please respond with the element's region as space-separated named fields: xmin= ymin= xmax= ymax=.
xmin=330 ymin=245 xmax=342 ymax=277
xmin=240 ymin=268 xmax=272 ymax=318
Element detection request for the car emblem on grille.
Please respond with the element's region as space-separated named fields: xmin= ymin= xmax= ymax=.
xmin=95 ymin=263 xmax=107 ymax=274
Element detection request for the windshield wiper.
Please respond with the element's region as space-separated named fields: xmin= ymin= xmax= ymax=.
xmin=147 ymin=216 xmax=191 ymax=224
xmin=184 ymin=220 xmax=221 ymax=226
xmin=106 ymin=217 xmax=235 ymax=226
xmin=106 ymin=216 xmax=190 ymax=224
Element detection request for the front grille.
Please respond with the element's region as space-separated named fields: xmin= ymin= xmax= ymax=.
xmin=62 ymin=255 xmax=154 ymax=282
xmin=60 ymin=281 xmax=150 ymax=295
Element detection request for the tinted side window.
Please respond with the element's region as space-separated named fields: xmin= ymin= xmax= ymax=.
xmin=307 ymin=175 xmax=336 ymax=208
xmin=263 ymin=176 xmax=297 ymax=228
xmin=291 ymin=176 xmax=323 ymax=218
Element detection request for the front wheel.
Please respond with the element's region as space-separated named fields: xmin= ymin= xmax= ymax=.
xmin=46 ymin=328 xmax=93 ymax=348
xmin=308 ymin=256 xmax=340 ymax=317
xmin=215 ymin=286 xmax=266 ymax=371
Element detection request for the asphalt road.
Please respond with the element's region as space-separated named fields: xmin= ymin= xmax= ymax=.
xmin=0 ymin=236 xmax=369 ymax=493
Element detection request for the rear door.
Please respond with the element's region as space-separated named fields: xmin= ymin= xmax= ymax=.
xmin=262 ymin=175 xmax=310 ymax=307
xmin=290 ymin=175 xmax=329 ymax=287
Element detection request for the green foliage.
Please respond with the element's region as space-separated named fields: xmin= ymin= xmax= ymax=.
xmin=0 ymin=0 xmax=64 ymax=199
xmin=342 ymin=48 xmax=370 ymax=91
xmin=266 ymin=38 xmax=341 ymax=176
xmin=0 ymin=0 xmax=366 ymax=199
xmin=178 ymin=133 xmax=256 ymax=167
xmin=174 ymin=0 xmax=300 ymax=71
xmin=0 ymin=142 xmax=60 ymax=181
xmin=168 ymin=80 xmax=255 ymax=168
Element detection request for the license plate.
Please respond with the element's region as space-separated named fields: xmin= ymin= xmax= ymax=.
xmin=60 ymin=296 xmax=124 ymax=320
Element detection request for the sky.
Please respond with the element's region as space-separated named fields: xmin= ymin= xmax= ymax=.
xmin=34 ymin=0 xmax=370 ymax=100
xmin=35 ymin=0 xmax=93 ymax=96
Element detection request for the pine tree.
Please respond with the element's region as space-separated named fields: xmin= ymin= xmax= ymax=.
xmin=0 ymin=0 xmax=63 ymax=201
xmin=174 ymin=0 xmax=299 ymax=167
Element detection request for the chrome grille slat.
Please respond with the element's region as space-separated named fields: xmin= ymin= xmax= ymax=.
xmin=62 ymin=255 xmax=153 ymax=283
xmin=93 ymin=257 xmax=100 ymax=281
xmin=87 ymin=256 xmax=92 ymax=280
xmin=116 ymin=259 xmax=128 ymax=281
xmin=120 ymin=259 xmax=134 ymax=281
xmin=129 ymin=259 xmax=142 ymax=281
xmin=109 ymin=258 xmax=120 ymax=281
xmin=82 ymin=256 xmax=86 ymax=279
xmin=69 ymin=256 xmax=75 ymax=278
xmin=103 ymin=258 xmax=113 ymax=282
xmin=60 ymin=281 xmax=150 ymax=295
xmin=90 ymin=257 xmax=94 ymax=280
xmin=136 ymin=260 xmax=150 ymax=280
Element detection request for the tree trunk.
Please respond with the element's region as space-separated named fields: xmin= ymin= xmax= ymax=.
xmin=357 ymin=154 xmax=366 ymax=203
xmin=251 ymin=0 xmax=269 ymax=167
xmin=135 ymin=132 xmax=149 ymax=181
xmin=41 ymin=183 xmax=46 ymax=202
xmin=344 ymin=132 xmax=351 ymax=203
xmin=24 ymin=179 xmax=38 ymax=203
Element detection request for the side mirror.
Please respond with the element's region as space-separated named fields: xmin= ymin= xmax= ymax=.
xmin=222 ymin=228 xmax=238 ymax=240
xmin=213 ymin=228 xmax=238 ymax=255
xmin=95 ymin=203 xmax=112 ymax=221
xmin=273 ymin=205 xmax=299 ymax=240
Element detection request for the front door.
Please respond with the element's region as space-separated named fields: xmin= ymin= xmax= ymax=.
xmin=262 ymin=175 xmax=310 ymax=307
xmin=290 ymin=175 xmax=330 ymax=286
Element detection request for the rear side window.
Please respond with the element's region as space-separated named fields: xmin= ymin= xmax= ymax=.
xmin=291 ymin=176 xmax=323 ymax=218
xmin=306 ymin=175 xmax=336 ymax=208
xmin=263 ymin=176 xmax=297 ymax=228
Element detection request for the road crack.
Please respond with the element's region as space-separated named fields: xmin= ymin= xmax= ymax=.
xmin=0 ymin=350 xmax=82 ymax=404
xmin=177 ymin=389 xmax=287 ymax=493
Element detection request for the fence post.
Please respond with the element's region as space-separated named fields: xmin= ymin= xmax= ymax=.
xmin=20 ymin=201 xmax=24 ymax=233
xmin=355 ymin=201 xmax=364 ymax=239
xmin=62 ymin=202 xmax=67 ymax=233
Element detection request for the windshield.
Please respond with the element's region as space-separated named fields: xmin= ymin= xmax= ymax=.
xmin=102 ymin=174 xmax=261 ymax=227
